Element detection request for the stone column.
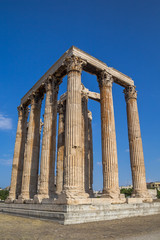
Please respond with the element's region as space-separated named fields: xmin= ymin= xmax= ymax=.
xmin=81 ymin=94 xmax=89 ymax=193
xmin=88 ymin=110 xmax=93 ymax=195
xmin=56 ymin=101 xmax=66 ymax=195
xmin=124 ymin=86 xmax=150 ymax=199
xmin=34 ymin=77 xmax=59 ymax=202
xmin=7 ymin=106 xmax=29 ymax=202
xmin=98 ymin=71 xmax=120 ymax=199
xmin=18 ymin=92 xmax=43 ymax=201
xmin=62 ymin=56 xmax=88 ymax=201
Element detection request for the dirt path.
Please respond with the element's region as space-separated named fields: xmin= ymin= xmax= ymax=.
xmin=0 ymin=213 xmax=160 ymax=240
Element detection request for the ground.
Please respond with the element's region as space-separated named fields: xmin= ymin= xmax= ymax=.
xmin=0 ymin=213 xmax=160 ymax=240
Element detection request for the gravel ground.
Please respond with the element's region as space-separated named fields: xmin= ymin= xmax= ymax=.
xmin=0 ymin=213 xmax=160 ymax=240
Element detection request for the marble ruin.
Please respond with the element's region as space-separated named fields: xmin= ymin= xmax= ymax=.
xmin=7 ymin=46 xmax=152 ymax=206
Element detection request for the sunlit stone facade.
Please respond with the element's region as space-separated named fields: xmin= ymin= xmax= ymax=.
xmin=7 ymin=46 xmax=151 ymax=204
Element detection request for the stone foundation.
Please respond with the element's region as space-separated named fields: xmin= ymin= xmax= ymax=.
xmin=1 ymin=202 xmax=160 ymax=225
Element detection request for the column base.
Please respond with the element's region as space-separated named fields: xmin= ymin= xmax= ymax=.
xmin=56 ymin=189 xmax=89 ymax=205
xmin=55 ymin=190 xmax=62 ymax=196
xmin=102 ymin=189 xmax=120 ymax=199
xmin=101 ymin=190 xmax=126 ymax=203
xmin=16 ymin=194 xmax=31 ymax=204
xmin=88 ymin=189 xmax=94 ymax=197
xmin=25 ymin=199 xmax=34 ymax=204
xmin=15 ymin=198 xmax=25 ymax=204
xmin=34 ymin=194 xmax=48 ymax=204
xmin=5 ymin=197 xmax=15 ymax=203
xmin=131 ymin=190 xmax=153 ymax=202
xmin=129 ymin=190 xmax=153 ymax=202
xmin=34 ymin=194 xmax=57 ymax=204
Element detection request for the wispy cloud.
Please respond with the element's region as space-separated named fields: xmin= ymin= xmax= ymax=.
xmin=0 ymin=158 xmax=12 ymax=166
xmin=97 ymin=161 xmax=102 ymax=166
xmin=0 ymin=114 xmax=12 ymax=130
xmin=125 ymin=149 xmax=129 ymax=153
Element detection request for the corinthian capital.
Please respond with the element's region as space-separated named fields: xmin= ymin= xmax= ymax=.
xmin=45 ymin=76 xmax=53 ymax=92
xmin=97 ymin=71 xmax=113 ymax=88
xmin=30 ymin=91 xmax=43 ymax=106
xmin=64 ymin=56 xmax=87 ymax=73
xmin=123 ymin=85 xmax=137 ymax=102
xmin=45 ymin=75 xmax=61 ymax=94
xmin=17 ymin=105 xmax=29 ymax=118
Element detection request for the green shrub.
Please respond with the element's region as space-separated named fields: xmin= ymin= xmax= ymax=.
xmin=120 ymin=188 xmax=133 ymax=197
xmin=0 ymin=190 xmax=9 ymax=200
xmin=157 ymin=190 xmax=160 ymax=199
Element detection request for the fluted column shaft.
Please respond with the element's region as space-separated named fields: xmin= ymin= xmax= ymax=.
xmin=56 ymin=102 xmax=66 ymax=194
xmin=37 ymin=78 xmax=58 ymax=200
xmin=124 ymin=86 xmax=149 ymax=198
xmin=88 ymin=110 xmax=93 ymax=194
xmin=20 ymin=92 xmax=42 ymax=200
xmin=98 ymin=71 xmax=119 ymax=198
xmin=81 ymin=95 xmax=89 ymax=192
xmin=63 ymin=56 xmax=86 ymax=195
xmin=8 ymin=106 xmax=28 ymax=201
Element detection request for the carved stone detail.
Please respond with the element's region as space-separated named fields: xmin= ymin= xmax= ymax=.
xmin=97 ymin=71 xmax=113 ymax=88
xmin=64 ymin=56 xmax=87 ymax=73
xmin=45 ymin=77 xmax=53 ymax=92
xmin=30 ymin=91 xmax=44 ymax=107
xmin=124 ymin=85 xmax=137 ymax=102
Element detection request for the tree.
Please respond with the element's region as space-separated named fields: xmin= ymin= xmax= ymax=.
xmin=120 ymin=188 xmax=133 ymax=197
xmin=0 ymin=190 xmax=9 ymax=201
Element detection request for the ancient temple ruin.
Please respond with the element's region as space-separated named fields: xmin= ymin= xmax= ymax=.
xmin=3 ymin=46 xmax=158 ymax=224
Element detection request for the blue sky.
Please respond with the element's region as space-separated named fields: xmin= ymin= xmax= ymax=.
xmin=0 ymin=0 xmax=160 ymax=190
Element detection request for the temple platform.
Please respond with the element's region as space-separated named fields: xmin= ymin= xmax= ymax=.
xmin=1 ymin=201 xmax=160 ymax=225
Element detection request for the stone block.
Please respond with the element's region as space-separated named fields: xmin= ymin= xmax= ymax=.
xmin=126 ymin=198 xmax=143 ymax=204
xmin=1 ymin=202 xmax=160 ymax=225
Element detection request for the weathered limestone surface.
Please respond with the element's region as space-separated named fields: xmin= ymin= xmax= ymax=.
xmin=7 ymin=106 xmax=29 ymax=202
xmin=59 ymin=56 xmax=88 ymax=202
xmin=34 ymin=78 xmax=58 ymax=202
xmin=98 ymin=71 xmax=120 ymax=199
xmin=124 ymin=86 xmax=151 ymax=200
xmin=88 ymin=110 xmax=93 ymax=195
xmin=56 ymin=102 xmax=66 ymax=195
xmin=81 ymin=94 xmax=89 ymax=193
xmin=8 ymin=47 xmax=152 ymax=223
xmin=56 ymin=91 xmax=94 ymax=197
xmin=18 ymin=93 xmax=42 ymax=201
xmin=21 ymin=46 xmax=134 ymax=105
xmin=1 ymin=202 xmax=160 ymax=225
xmin=81 ymin=84 xmax=100 ymax=102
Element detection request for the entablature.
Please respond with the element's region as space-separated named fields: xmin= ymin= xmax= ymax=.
xmin=21 ymin=46 xmax=134 ymax=105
